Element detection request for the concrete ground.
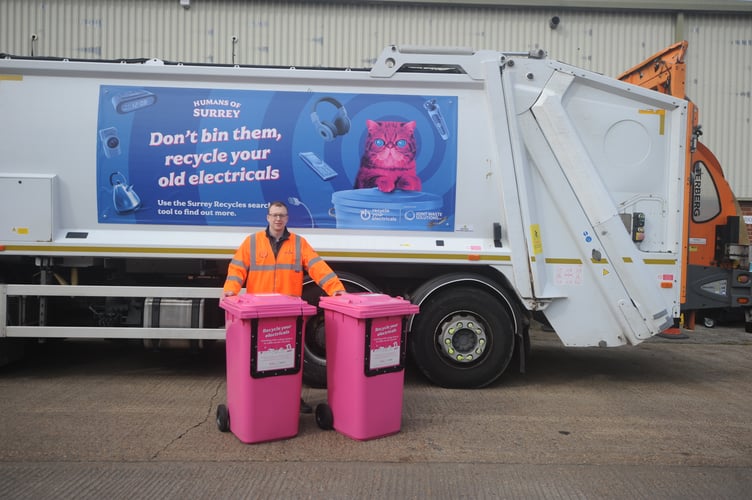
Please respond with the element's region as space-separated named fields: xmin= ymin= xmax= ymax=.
xmin=0 ymin=321 xmax=750 ymax=499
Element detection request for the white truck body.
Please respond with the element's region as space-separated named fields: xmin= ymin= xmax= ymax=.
xmin=0 ymin=46 xmax=687 ymax=387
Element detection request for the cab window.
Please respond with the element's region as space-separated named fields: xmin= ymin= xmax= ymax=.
xmin=691 ymin=161 xmax=721 ymax=223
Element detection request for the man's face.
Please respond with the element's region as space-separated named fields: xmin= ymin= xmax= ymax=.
xmin=267 ymin=209 xmax=288 ymax=231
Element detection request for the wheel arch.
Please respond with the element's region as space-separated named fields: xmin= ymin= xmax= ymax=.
xmin=408 ymin=271 xmax=528 ymax=336
xmin=304 ymin=270 xmax=381 ymax=294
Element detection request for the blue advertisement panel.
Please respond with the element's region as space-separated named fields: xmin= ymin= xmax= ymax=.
xmin=96 ymin=85 xmax=457 ymax=231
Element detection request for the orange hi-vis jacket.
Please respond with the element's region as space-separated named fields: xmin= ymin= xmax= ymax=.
xmin=223 ymin=230 xmax=344 ymax=297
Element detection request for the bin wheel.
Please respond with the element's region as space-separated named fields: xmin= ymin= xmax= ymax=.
xmin=216 ymin=404 xmax=230 ymax=432
xmin=315 ymin=403 xmax=333 ymax=430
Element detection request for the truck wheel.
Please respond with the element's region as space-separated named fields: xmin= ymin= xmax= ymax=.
xmin=302 ymin=271 xmax=379 ymax=388
xmin=409 ymin=286 xmax=516 ymax=388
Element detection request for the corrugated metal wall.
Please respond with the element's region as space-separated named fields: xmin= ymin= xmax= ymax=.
xmin=1 ymin=1 xmax=750 ymax=197
xmin=684 ymin=14 xmax=752 ymax=197
xmin=0 ymin=1 xmax=675 ymax=72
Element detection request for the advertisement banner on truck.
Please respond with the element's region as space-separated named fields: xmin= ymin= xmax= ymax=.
xmin=96 ymin=85 xmax=458 ymax=231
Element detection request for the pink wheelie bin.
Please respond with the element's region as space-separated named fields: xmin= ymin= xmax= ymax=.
xmin=217 ymin=293 xmax=316 ymax=444
xmin=316 ymin=293 xmax=419 ymax=440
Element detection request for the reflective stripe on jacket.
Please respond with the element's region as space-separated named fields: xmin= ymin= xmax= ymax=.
xmin=223 ymin=230 xmax=344 ymax=297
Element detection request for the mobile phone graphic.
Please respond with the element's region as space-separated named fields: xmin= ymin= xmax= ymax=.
xmin=99 ymin=127 xmax=122 ymax=158
xmin=298 ymin=151 xmax=338 ymax=181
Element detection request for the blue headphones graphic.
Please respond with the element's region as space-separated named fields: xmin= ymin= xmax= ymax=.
xmin=310 ymin=97 xmax=350 ymax=141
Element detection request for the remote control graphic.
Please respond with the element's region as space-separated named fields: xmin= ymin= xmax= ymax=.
xmin=298 ymin=151 xmax=338 ymax=181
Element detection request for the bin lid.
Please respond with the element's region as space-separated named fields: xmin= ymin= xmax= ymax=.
xmin=220 ymin=293 xmax=317 ymax=319
xmin=319 ymin=293 xmax=419 ymax=318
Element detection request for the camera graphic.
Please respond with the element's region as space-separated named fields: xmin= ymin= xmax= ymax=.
xmin=99 ymin=127 xmax=122 ymax=158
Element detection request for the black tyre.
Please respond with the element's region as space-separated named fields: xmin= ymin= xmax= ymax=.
xmin=216 ymin=404 xmax=230 ymax=432
xmin=315 ymin=403 xmax=334 ymax=430
xmin=302 ymin=271 xmax=379 ymax=388
xmin=409 ymin=286 xmax=516 ymax=388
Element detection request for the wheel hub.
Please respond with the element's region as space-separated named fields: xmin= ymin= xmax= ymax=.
xmin=438 ymin=313 xmax=487 ymax=363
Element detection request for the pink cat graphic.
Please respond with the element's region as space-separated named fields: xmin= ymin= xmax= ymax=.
xmin=354 ymin=120 xmax=421 ymax=193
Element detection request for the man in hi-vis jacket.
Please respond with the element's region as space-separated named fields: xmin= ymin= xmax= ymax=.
xmin=223 ymin=200 xmax=345 ymax=412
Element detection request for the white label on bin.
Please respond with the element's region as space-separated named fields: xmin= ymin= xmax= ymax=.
xmin=369 ymin=320 xmax=401 ymax=370
xmin=258 ymin=346 xmax=296 ymax=371
xmin=257 ymin=322 xmax=296 ymax=372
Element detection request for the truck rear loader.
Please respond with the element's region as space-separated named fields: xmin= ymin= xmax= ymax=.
xmin=0 ymin=45 xmax=689 ymax=388
xmin=618 ymin=41 xmax=752 ymax=331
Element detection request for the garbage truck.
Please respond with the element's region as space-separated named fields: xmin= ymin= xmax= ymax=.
xmin=0 ymin=44 xmax=689 ymax=388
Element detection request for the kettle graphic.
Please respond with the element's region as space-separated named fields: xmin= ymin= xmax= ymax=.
xmin=110 ymin=171 xmax=142 ymax=214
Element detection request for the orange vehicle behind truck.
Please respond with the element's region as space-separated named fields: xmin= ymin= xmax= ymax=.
xmin=619 ymin=41 xmax=752 ymax=330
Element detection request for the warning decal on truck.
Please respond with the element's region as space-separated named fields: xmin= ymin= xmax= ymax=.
xmin=96 ymin=85 xmax=458 ymax=231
